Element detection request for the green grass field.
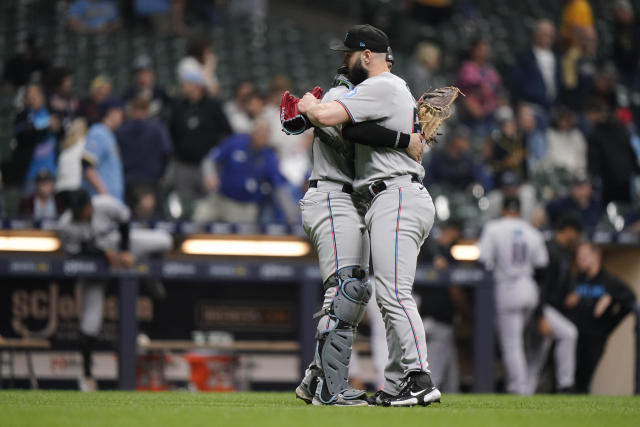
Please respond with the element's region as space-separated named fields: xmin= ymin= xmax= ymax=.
xmin=1 ymin=391 xmax=639 ymax=427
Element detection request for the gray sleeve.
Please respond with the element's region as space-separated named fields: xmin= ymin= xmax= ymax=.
xmin=92 ymin=195 xmax=131 ymax=223
xmin=335 ymin=78 xmax=393 ymax=123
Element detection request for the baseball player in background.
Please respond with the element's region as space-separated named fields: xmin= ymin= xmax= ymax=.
xmin=286 ymin=46 xmax=425 ymax=405
xmin=57 ymin=190 xmax=172 ymax=391
xmin=299 ymin=24 xmax=441 ymax=407
xmin=478 ymin=196 xmax=549 ymax=395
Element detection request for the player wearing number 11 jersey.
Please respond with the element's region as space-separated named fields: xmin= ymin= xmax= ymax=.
xmin=477 ymin=196 xmax=549 ymax=395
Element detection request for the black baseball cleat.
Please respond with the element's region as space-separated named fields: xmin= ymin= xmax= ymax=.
xmin=366 ymin=390 xmax=395 ymax=406
xmin=383 ymin=372 xmax=441 ymax=407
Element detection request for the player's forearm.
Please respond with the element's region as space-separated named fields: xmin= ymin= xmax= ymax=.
xmin=306 ymin=102 xmax=348 ymax=127
xmin=83 ymin=166 xmax=108 ymax=195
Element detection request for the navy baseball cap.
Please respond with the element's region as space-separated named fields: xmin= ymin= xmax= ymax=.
xmin=330 ymin=24 xmax=390 ymax=53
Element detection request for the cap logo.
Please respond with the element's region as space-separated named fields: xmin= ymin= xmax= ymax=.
xmin=344 ymin=33 xmax=349 ymax=41
xmin=359 ymin=42 xmax=365 ymax=47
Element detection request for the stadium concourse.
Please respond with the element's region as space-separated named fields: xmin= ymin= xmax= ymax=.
xmin=0 ymin=0 xmax=639 ymax=404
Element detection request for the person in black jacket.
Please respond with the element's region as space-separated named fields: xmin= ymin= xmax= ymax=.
xmin=586 ymin=103 xmax=640 ymax=204
xmin=528 ymin=215 xmax=582 ymax=393
xmin=169 ymin=68 xmax=231 ymax=213
xmin=565 ymin=241 xmax=636 ymax=393
xmin=511 ymin=19 xmax=560 ymax=112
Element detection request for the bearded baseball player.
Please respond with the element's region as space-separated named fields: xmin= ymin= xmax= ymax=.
xmin=298 ymin=24 xmax=445 ymax=407
xmin=281 ymin=42 xmax=425 ymax=406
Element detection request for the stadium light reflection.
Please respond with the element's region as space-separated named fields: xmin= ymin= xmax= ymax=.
xmin=181 ymin=237 xmax=311 ymax=257
xmin=0 ymin=236 xmax=60 ymax=252
xmin=450 ymin=244 xmax=480 ymax=261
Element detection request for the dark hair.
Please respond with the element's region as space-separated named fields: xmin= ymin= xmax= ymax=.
xmin=502 ymin=195 xmax=521 ymax=212
xmin=232 ymin=80 xmax=254 ymax=97
xmin=186 ymin=37 xmax=212 ymax=64
xmin=47 ymin=66 xmax=73 ymax=91
xmin=555 ymin=215 xmax=584 ymax=233
xmin=442 ymin=219 xmax=464 ymax=232
xmin=550 ymin=106 xmax=575 ymax=128
xmin=68 ymin=190 xmax=92 ymax=216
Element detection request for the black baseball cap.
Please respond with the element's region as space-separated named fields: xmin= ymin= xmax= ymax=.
xmin=330 ymin=24 xmax=390 ymax=53
xmin=35 ymin=168 xmax=54 ymax=183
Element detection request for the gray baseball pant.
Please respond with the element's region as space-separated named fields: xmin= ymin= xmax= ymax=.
xmin=364 ymin=176 xmax=435 ymax=395
xmin=80 ymin=229 xmax=173 ymax=337
xmin=526 ymin=304 xmax=577 ymax=393
xmin=300 ymin=181 xmax=369 ymax=372
xmin=495 ymin=278 xmax=539 ymax=395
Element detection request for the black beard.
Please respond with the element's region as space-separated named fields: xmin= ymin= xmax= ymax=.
xmin=348 ymin=60 xmax=369 ymax=86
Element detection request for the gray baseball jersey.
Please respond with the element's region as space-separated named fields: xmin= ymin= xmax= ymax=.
xmin=309 ymin=86 xmax=354 ymax=184
xmin=478 ymin=217 xmax=548 ymax=287
xmin=336 ymin=72 xmax=424 ymax=191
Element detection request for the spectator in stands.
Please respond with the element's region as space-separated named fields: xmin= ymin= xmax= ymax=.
xmin=612 ymin=0 xmax=640 ymax=89
xmin=78 ymin=75 xmax=113 ymax=125
xmin=194 ymin=120 xmax=297 ymax=224
xmin=418 ymin=219 xmax=470 ymax=392
xmin=528 ymin=215 xmax=582 ymax=394
xmin=511 ymin=20 xmax=560 ymax=113
xmin=224 ymin=80 xmax=255 ymax=135
xmin=543 ymin=107 xmax=587 ymax=176
xmin=82 ymin=98 xmax=125 ymax=201
xmin=123 ymin=55 xmax=171 ymax=120
xmin=560 ymin=26 xmax=598 ymax=112
xmin=565 ymin=241 xmax=636 ymax=393
xmin=483 ymin=171 xmax=543 ymax=226
xmin=406 ymin=42 xmax=443 ymax=98
xmin=133 ymin=0 xmax=185 ymax=35
xmin=56 ymin=118 xmax=88 ymax=207
xmin=46 ymin=66 xmax=79 ymax=129
xmin=488 ymin=106 xmax=527 ymax=185
xmin=262 ymin=75 xmax=312 ymax=194
xmin=560 ymin=0 xmax=594 ymax=48
xmin=169 ymin=67 xmax=231 ymax=208
xmin=518 ymin=104 xmax=547 ymax=173
xmin=586 ymin=103 xmax=639 ymax=204
xmin=67 ymin=0 xmax=121 ymax=34
xmin=18 ymin=169 xmax=62 ymax=220
xmin=456 ymin=38 xmax=502 ymax=138
xmin=427 ymin=125 xmax=488 ymax=191
xmin=1 ymin=33 xmax=49 ymax=90
xmin=546 ymin=174 xmax=602 ymax=231
xmin=116 ymin=96 xmax=172 ymax=208
xmin=177 ymin=37 xmax=219 ymax=96
xmin=4 ymin=84 xmax=60 ymax=190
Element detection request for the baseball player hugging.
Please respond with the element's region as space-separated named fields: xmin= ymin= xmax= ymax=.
xmin=297 ymin=24 xmax=442 ymax=407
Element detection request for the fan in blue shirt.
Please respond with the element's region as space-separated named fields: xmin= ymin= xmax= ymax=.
xmin=209 ymin=121 xmax=284 ymax=203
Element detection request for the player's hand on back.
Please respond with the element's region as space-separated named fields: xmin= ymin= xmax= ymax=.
xmin=298 ymin=92 xmax=320 ymax=114
xmin=564 ymin=292 xmax=580 ymax=309
xmin=119 ymin=252 xmax=135 ymax=268
xmin=538 ymin=317 xmax=553 ymax=337
xmin=105 ymin=248 xmax=121 ymax=268
xmin=405 ymin=133 xmax=425 ymax=163
xmin=593 ymin=293 xmax=612 ymax=318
